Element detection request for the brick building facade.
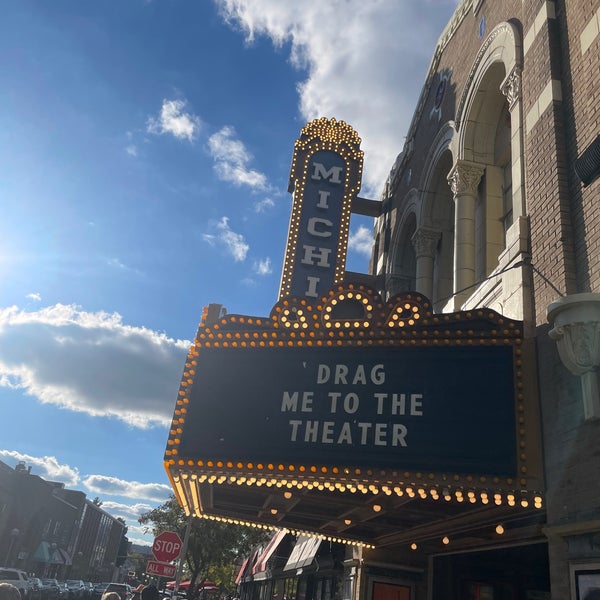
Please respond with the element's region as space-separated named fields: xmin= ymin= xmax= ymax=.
xmin=371 ymin=0 xmax=600 ymax=597
xmin=0 ymin=460 xmax=126 ymax=581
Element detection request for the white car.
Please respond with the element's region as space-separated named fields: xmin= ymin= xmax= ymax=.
xmin=0 ymin=567 xmax=31 ymax=600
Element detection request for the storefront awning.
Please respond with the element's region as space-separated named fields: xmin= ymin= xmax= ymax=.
xmin=236 ymin=547 xmax=260 ymax=584
xmin=235 ymin=558 xmax=249 ymax=585
xmin=253 ymin=530 xmax=287 ymax=575
xmin=32 ymin=541 xmax=52 ymax=563
xmin=50 ymin=547 xmax=72 ymax=565
xmin=283 ymin=535 xmax=321 ymax=572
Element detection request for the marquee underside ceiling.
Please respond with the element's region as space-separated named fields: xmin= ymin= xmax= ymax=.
xmin=197 ymin=481 xmax=545 ymax=552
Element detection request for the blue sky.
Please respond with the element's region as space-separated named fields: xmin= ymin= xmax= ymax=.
xmin=0 ymin=0 xmax=458 ymax=545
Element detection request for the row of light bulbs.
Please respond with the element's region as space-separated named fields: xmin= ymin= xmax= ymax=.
xmin=192 ymin=473 xmax=543 ymax=508
xmin=409 ymin=524 xmax=506 ymax=550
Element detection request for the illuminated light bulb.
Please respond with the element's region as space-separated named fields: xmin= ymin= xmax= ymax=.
xmin=284 ymin=491 xmax=293 ymax=499
xmin=372 ymin=504 xmax=382 ymax=512
xmin=410 ymin=543 xmax=417 ymax=551
xmin=270 ymin=508 xmax=278 ymax=515
xmin=442 ymin=536 xmax=450 ymax=545
xmin=495 ymin=524 xmax=505 ymax=535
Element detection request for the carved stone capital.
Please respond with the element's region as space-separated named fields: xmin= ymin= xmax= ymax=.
xmin=411 ymin=227 xmax=441 ymax=258
xmin=500 ymin=66 xmax=521 ymax=109
xmin=549 ymin=322 xmax=600 ymax=375
xmin=447 ymin=161 xmax=484 ymax=196
xmin=548 ymin=293 xmax=600 ymax=420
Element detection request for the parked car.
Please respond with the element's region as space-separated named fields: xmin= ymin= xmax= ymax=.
xmin=0 ymin=567 xmax=31 ymax=600
xmin=91 ymin=583 xmax=108 ymax=600
xmin=103 ymin=583 xmax=131 ymax=600
xmin=29 ymin=577 xmax=43 ymax=600
xmin=40 ymin=578 xmax=62 ymax=600
xmin=65 ymin=580 xmax=86 ymax=600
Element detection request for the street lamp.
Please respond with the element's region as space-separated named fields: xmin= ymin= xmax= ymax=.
xmin=5 ymin=528 xmax=20 ymax=566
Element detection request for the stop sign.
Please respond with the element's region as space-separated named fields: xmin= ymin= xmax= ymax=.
xmin=152 ymin=531 xmax=183 ymax=563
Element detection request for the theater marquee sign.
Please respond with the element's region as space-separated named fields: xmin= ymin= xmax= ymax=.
xmin=176 ymin=322 xmax=517 ymax=476
xmin=164 ymin=119 xmax=542 ymax=545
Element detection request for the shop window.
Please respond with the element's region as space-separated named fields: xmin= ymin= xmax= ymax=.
xmin=464 ymin=581 xmax=516 ymax=599
xmin=372 ymin=582 xmax=411 ymax=600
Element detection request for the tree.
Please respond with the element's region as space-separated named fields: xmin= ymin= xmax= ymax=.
xmin=139 ymin=495 xmax=269 ymax=596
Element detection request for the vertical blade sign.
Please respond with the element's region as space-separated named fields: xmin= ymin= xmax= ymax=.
xmin=279 ymin=118 xmax=364 ymax=301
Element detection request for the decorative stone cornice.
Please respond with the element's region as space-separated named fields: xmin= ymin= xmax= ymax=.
xmin=447 ymin=161 xmax=484 ymax=196
xmin=411 ymin=227 xmax=441 ymax=258
xmin=501 ymin=66 xmax=521 ymax=109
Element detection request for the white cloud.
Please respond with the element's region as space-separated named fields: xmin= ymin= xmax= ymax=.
xmin=147 ymin=99 xmax=201 ymax=142
xmin=106 ymin=258 xmax=143 ymax=277
xmin=128 ymin=536 xmax=153 ymax=547
xmin=83 ymin=474 xmax=171 ymax=503
xmin=0 ymin=450 xmax=80 ymax=486
xmin=207 ymin=126 xmax=268 ymax=190
xmin=203 ymin=217 xmax=249 ymax=262
xmin=26 ymin=293 xmax=41 ymax=302
xmin=99 ymin=501 xmax=155 ymax=522
xmin=254 ymin=197 xmax=275 ymax=212
xmin=126 ymin=145 xmax=138 ymax=157
xmin=253 ymin=257 xmax=272 ymax=276
xmin=216 ymin=0 xmax=458 ymax=197
xmin=348 ymin=225 xmax=374 ymax=257
xmin=0 ymin=304 xmax=190 ymax=428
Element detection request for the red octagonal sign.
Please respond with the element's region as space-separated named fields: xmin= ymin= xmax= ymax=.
xmin=152 ymin=531 xmax=183 ymax=563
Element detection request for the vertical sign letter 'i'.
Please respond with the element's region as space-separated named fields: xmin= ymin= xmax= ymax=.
xmin=278 ymin=118 xmax=364 ymax=301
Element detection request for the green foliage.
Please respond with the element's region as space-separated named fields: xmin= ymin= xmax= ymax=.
xmin=139 ymin=495 xmax=269 ymax=594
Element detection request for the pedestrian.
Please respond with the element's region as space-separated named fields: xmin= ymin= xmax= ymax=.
xmin=0 ymin=584 xmax=21 ymax=600
xmin=132 ymin=585 xmax=145 ymax=600
xmin=141 ymin=585 xmax=160 ymax=600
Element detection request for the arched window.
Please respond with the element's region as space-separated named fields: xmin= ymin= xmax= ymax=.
xmin=391 ymin=213 xmax=417 ymax=294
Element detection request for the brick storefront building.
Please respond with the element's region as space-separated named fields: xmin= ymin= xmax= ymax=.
xmin=0 ymin=460 xmax=126 ymax=581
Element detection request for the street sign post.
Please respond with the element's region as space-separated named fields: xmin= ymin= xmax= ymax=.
xmin=146 ymin=560 xmax=177 ymax=578
xmin=152 ymin=531 xmax=183 ymax=563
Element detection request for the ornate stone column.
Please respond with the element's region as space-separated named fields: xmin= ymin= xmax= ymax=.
xmin=447 ymin=160 xmax=484 ymax=305
xmin=411 ymin=227 xmax=441 ymax=301
xmin=548 ymin=293 xmax=600 ymax=420
xmin=500 ymin=65 xmax=526 ymax=221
